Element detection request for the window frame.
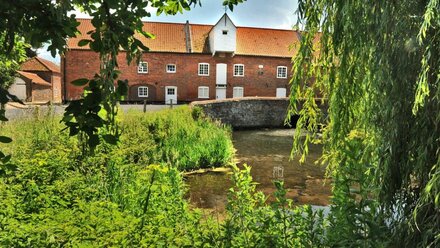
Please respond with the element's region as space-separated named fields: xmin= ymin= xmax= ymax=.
xmin=166 ymin=64 xmax=176 ymax=73
xmin=138 ymin=86 xmax=149 ymax=97
xmin=138 ymin=62 xmax=148 ymax=74
xmin=198 ymin=86 xmax=210 ymax=99
xmin=198 ymin=63 xmax=210 ymax=76
xmin=233 ymin=86 xmax=244 ymax=98
xmin=233 ymin=64 xmax=245 ymax=77
xmin=277 ymin=66 xmax=288 ymax=79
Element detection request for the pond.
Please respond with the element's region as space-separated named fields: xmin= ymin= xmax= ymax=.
xmin=185 ymin=129 xmax=331 ymax=213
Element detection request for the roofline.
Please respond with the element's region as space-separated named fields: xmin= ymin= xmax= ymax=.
xmin=34 ymin=57 xmax=61 ymax=73
xmin=74 ymin=17 xmax=303 ymax=33
xmin=67 ymin=49 xmax=294 ymax=58
xmin=211 ymin=13 xmax=237 ymax=28
xmin=207 ymin=13 xmax=235 ymax=35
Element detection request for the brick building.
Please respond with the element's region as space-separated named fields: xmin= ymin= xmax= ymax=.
xmin=9 ymin=57 xmax=62 ymax=103
xmin=63 ymin=14 xmax=300 ymax=103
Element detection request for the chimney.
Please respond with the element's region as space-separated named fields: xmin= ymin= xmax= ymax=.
xmin=184 ymin=20 xmax=192 ymax=53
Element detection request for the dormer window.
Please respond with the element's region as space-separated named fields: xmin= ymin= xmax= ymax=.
xmin=222 ymin=30 xmax=228 ymax=35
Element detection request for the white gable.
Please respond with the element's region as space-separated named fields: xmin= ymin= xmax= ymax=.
xmin=209 ymin=14 xmax=236 ymax=55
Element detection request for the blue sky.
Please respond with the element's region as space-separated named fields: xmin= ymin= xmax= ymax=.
xmin=38 ymin=0 xmax=299 ymax=64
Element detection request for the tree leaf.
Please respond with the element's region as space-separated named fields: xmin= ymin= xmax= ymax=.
xmin=71 ymin=78 xmax=89 ymax=86
xmin=0 ymin=136 xmax=12 ymax=143
xmin=102 ymin=134 xmax=118 ymax=145
xmin=78 ymin=39 xmax=91 ymax=47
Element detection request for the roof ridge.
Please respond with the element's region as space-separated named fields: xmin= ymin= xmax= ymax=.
xmin=34 ymin=57 xmax=51 ymax=72
xmin=34 ymin=57 xmax=60 ymax=73
xmin=74 ymin=18 xmax=302 ymax=32
xmin=237 ymin=26 xmax=299 ymax=32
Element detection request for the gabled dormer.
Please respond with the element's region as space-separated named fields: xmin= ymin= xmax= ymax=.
xmin=209 ymin=14 xmax=237 ymax=56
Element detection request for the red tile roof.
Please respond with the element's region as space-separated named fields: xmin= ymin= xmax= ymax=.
xmin=69 ymin=18 xmax=305 ymax=58
xmin=190 ymin=24 xmax=212 ymax=53
xmin=20 ymin=57 xmax=60 ymax=73
xmin=236 ymin=27 xmax=300 ymax=57
xmin=69 ymin=19 xmax=187 ymax=53
xmin=17 ymin=71 xmax=52 ymax=86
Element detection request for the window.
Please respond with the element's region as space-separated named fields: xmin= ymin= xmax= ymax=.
xmin=198 ymin=63 xmax=209 ymax=76
xmin=138 ymin=62 xmax=148 ymax=73
xmin=277 ymin=66 xmax=288 ymax=78
xmin=138 ymin=86 xmax=148 ymax=97
xmin=233 ymin=87 xmax=244 ymax=98
xmin=166 ymin=64 xmax=176 ymax=73
xmin=234 ymin=64 xmax=244 ymax=77
xmin=222 ymin=30 xmax=228 ymax=35
xmin=167 ymin=87 xmax=176 ymax=95
xmin=198 ymin=86 xmax=209 ymax=99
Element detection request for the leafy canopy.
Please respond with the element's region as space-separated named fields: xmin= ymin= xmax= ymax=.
xmin=0 ymin=0 xmax=246 ymax=153
xmin=290 ymin=0 xmax=440 ymax=246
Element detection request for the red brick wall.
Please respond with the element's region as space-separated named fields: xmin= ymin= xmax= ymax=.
xmin=32 ymin=85 xmax=52 ymax=102
xmin=52 ymin=75 xmax=62 ymax=103
xmin=64 ymin=50 xmax=292 ymax=102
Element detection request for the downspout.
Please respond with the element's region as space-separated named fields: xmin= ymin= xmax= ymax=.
xmin=61 ymin=55 xmax=67 ymax=103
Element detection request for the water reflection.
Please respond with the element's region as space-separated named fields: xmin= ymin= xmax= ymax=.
xmin=185 ymin=129 xmax=331 ymax=212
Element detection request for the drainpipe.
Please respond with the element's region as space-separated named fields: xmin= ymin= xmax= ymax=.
xmin=61 ymin=55 xmax=67 ymax=103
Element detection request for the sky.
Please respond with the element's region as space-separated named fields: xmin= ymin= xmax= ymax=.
xmin=38 ymin=0 xmax=299 ymax=64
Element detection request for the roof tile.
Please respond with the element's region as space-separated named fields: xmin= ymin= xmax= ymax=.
xmin=20 ymin=57 xmax=60 ymax=73
xmin=69 ymin=19 xmax=307 ymax=58
xmin=17 ymin=71 xmax=52 ymax=86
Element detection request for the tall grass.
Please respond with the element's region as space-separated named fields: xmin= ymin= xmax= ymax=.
xmin=120 ymin=106 xmax=234 ymax=170
xmin=0 ymin=106 xmax=230 ymax=246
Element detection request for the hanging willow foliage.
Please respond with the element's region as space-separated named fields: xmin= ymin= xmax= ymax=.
xmin=290 ymin=0 xmax=440 ymax=247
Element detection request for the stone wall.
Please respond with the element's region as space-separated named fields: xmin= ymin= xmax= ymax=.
xmin=191 ymin=97 xmax=290 ymax=128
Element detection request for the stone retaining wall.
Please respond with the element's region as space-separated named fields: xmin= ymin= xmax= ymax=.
xmin=191 ymin=97 xmax=290 ymax=128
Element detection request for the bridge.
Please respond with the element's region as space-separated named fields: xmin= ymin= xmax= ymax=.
xmin=190 ymin=97 xmax=327 ymax=129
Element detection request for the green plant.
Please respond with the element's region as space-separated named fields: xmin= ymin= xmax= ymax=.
xmin=290 ymin=0 xmax=440 ymax=246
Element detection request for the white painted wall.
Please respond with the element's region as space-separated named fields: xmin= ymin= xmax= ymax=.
xmin=9 ymin=77 xmax=27 ymax=100
xmin=216 ymin=87 xmax=226 ymax=99
xmin=209 ymin=14 xmax=236 ymax=54
xmin=276 ymin=88 xmax=287 ymax=98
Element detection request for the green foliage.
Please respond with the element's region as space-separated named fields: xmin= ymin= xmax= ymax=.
xmin=0 ymin=107 xmax=331 ymax=246
xmin=120 ymin=106 xmax=234 ymax=170
xmin=221 ymin=165 xmax=327 ymax=247
xmin=0 ymin=107 xmax=229 ymax=246
xmin=291 ymin=0 xmax=440 ymax=246
xmin=0 ymin=34 xmax=27 ymax=89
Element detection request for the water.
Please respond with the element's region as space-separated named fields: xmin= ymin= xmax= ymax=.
xmin=185 ymin=129 xmax=331 ymax=212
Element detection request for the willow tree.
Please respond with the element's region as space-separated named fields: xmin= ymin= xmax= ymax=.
xmin=290 ymin=1 xmax=439 ymax=247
